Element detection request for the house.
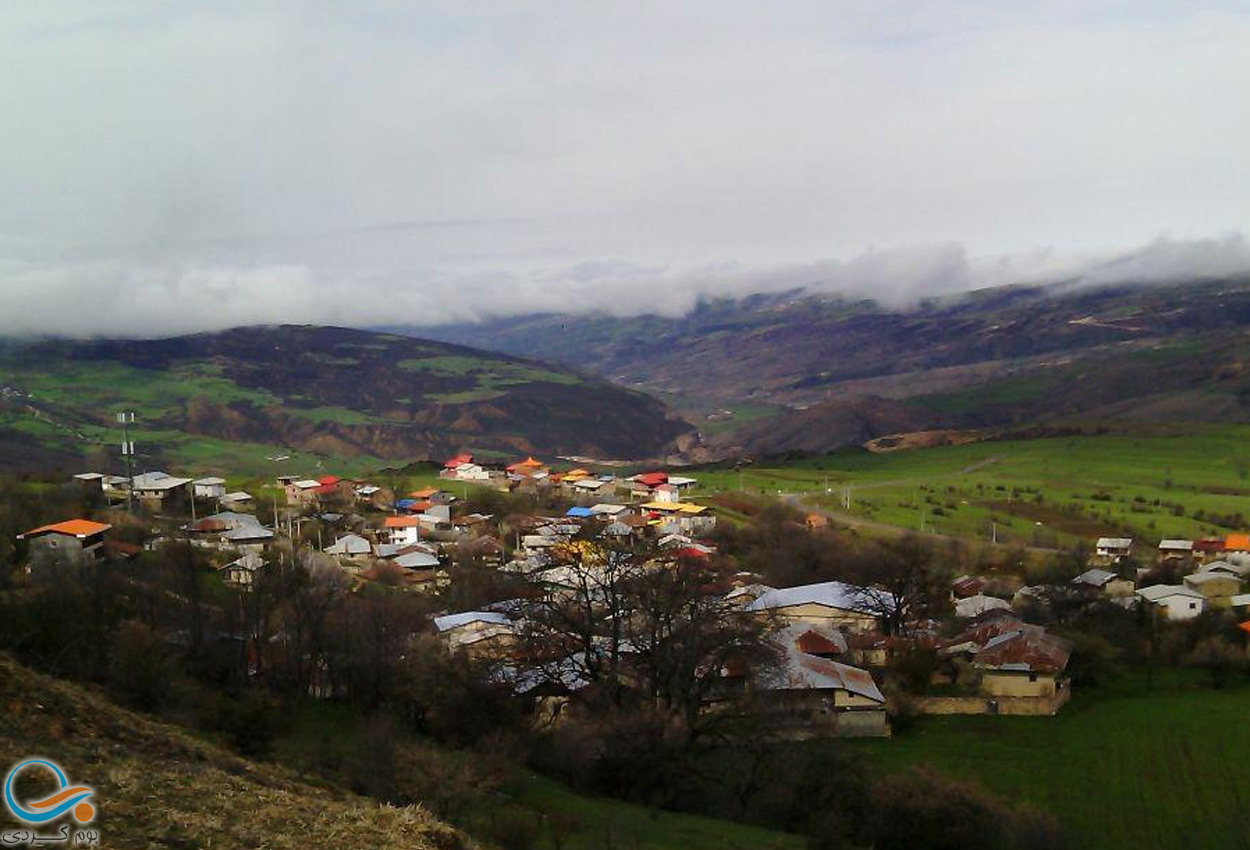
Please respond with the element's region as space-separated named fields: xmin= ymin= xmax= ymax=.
xmin=725 ymin=638 xmax=887 ymax=738
xmin=220 ymin=491 xmax=253 ymax=510
xmin=570 ymin=477 xmax=615 ymax=501
xmin=1182 ymin=571 xmax=1242 ymax=609
xmin=1158 ymin=539 xmax=1193 ymax=561
xmin=325 ymin=533 xmax=373 ymax=558
xmin=506 ymin=457 xmax=548 ymax=477
xmin=410 ymin=487 xmax=455 ymax=505
xmin=1200 ymin=559 xmax=1250 ymax=578
xmin=221 ymin=524 xmax=275 ymax=553
xmin=394 ymin=550 xmax=441 ymax=570
xmin=434 ymin=611 xmax=516 ymax=657
xmin=129 ymin=471 xmax=193 ymax=509
xmin=1193 ymin=538 xmax=1227 ymax=562
xmin=219 ymin=552 xmax=264 ymax=588
xmin=954 ymin=594 xmax=1012 ymax=618
xmin=745 ymin=580 xmax=888 ymax=633
xmin=1072 ymin=568 xmax=1135 ymax=597
xmin=192 ymin=477 xmax=227 ymax=499
xmin=973 ymin=628 xmax=1071 ymax=704
xmin=638 ymin=501 xmax=717 ymax=535
xmin=1224 ymin=534 xmax=1250 ymax=556
xmin=72 ymin=472 xmax=106 ymax=494
xmin=384 ymin=515 xmax=423 ymax=547
xmin=1136 ymin=584 xmax=1206 ymax=620
xmin=933 ymin=618 xmax=1072 ymax=714
xmin=17 ymin=519 xmax=112 ymax=566
xmin=650 ymin=483 xmax=679 ymax=503
xmin=354 ymin=484 xmax=393 ymax=510
xmin=1094 ymin=537 xmax=1133 ymax=562
xmin=285 ymin=479 xmax=322 ymax=507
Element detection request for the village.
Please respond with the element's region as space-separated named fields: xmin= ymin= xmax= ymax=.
xmin=13 ymin=448 xmax=1250 ymax=743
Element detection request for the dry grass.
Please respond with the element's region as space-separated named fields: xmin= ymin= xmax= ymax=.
xmin=0 ymin=655 xmax=471 ymax=850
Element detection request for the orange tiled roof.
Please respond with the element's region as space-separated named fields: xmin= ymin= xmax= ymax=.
xmin=384 ymin=516 xmax=422 ymax=528
xmin=21 ymin=519 xmax=112 ymax=539
xmin=1225 ymin=534 xmax=1250 ymax=551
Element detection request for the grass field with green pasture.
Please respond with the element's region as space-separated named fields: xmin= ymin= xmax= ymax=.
xmin=692 ymin=426 xmax=1250 ymax=547
xmin=852 ymin=671 xmax=1250 ymax=850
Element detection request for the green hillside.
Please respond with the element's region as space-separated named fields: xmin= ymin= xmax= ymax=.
xmin=695 ymin=426 xmax=1250 ymax=547
xmin=0 ymin=325 xmax=692 ymax=473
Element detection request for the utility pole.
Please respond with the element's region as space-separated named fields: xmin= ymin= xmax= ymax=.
xmin=118 ymin=412 xmax=136 ymax=514
xmin=991 ymin=521 xmax=998 ymax=545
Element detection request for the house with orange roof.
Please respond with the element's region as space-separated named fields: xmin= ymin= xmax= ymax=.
xmin=1224 ymin=533 xmax=1250 ymax=555
xmin=384 ymin=515 xmax=423 ymax=547
xmin=17 ymin=519 xmax=112 ymax=566
xmin=506 ymin=456 xmax=548 ymax=477
xmin=409 ymin=487 xmax=455 ymax=505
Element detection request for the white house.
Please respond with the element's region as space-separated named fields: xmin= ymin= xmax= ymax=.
xmin=384 ymin=515 xmax=422 ymax=546
xmin=1135 ymin=584 xmax=1205 ymax=621
xmin=193 ymin=477 xmax=227 ymax=499
xmin=1095 ymin=537 xmax=1134 ymax=560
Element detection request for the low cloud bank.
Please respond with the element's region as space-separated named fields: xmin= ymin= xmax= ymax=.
xmin=1 ymin=232 xmax=1248 ymax=339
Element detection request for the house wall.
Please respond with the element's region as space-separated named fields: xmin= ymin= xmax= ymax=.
xmin=913 ymin=686 xmax=1070 ymax=716
xmin=1104 ymin=579 xmax=1136 ymax=598
xmin=981 ymin=671 xmax=1058 ymax=698
xmin=1157 ymin=597 xmax=1204 ymax=620
xmin=770 ymin=603 xmax=877 ymax=633
xmin=1185 ymin=577 xmax=1241 ymax=607
xmin=747 ymin=690 xmax=889 ymax=738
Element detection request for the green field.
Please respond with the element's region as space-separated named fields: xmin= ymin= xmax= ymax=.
xmin=853 ymin=674 xmax=1250 ymax=850
xmin=694 ymin=426 xmax=1250 ymax=547
xmin=505 ymin=771 xmax=801 ymax=850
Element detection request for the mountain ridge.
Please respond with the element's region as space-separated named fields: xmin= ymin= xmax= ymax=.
xmin=0 ymin=325 xmax=693 ymax=472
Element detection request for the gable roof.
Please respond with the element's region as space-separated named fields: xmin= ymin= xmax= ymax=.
xmin=434 ymin=611 xmax=511 ymax=632
xmin=384 ymin=516 xmax=422 ymax=529
xmin=131 ymin=471 xmax=192 ymax=491
xmin=756 ymin=646 xmax=884 ymax=702
xmin=326 ymin=534 xmax=372 ymax=556
xmin=19 ymin=519 xmax=112 ymax=539
xmin=1096 ymin=537 xmax=1133 ymax=549
xmin=1136 ymin=584 xmax=1204 ymax=602
xmin=1158 ymin=539 xmax=1193 ymax=550
xmin=746 ymin=580 xmax=889 ymax=615
xmin=973 ymin=628 xmax=1070 ymax=674
xmin=1073 ymin=568 xmax=1119 ymax=587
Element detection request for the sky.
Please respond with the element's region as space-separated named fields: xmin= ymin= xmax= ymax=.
xmin=0 ymin=1 xmax=1248 ymax=336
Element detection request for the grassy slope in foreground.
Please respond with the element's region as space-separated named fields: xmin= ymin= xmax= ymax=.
xmin=853 ymin=674 xmax=1250 ymax=850
xmin=696 ymin=425 xmax=1250 ymax=546
xmin=0 ymin=654 xmax=469 ymax=850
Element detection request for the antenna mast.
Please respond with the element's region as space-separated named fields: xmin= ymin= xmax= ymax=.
xmin=118 ymin=411 xmax=136 ymax=513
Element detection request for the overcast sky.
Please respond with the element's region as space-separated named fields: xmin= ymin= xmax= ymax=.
xmin=1 ymin=1 xmax=1248 ymax=336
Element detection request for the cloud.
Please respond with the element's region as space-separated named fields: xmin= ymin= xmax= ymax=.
xmin=0 ymin=2 xmax=1248 ymax=336
xmin=2 ymin=233 xmax=1249 ymax=338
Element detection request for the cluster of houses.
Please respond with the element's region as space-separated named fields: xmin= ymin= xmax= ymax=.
xmin=30 ymin=461 xmax=1250 ymax=739
xmin=1017 ymin=535 xmax=1250 ymax=622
